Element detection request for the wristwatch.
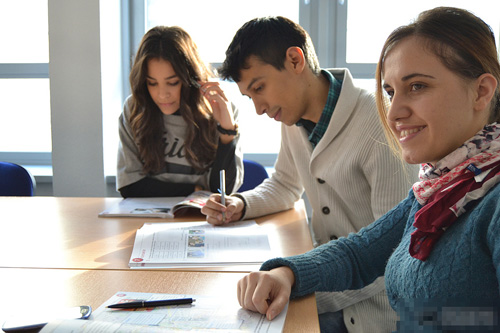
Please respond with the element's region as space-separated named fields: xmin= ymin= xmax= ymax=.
xmin=217 ymin=123 xmax=238 ymax=136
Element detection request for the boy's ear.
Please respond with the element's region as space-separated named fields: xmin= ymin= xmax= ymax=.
xmin=285 ymin=47 xmax=306 ymax=73
xmin=474 ymin=73 xmax=497 ymax=113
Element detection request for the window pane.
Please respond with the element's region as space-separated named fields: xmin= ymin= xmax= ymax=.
xmin=346 ymin=1 xmax=500 ymax=64
xmin=145 ymin=0 xmax=299 ymax=155
xmin=0 ymin=79 xmax=52 ymax=152
xmin=353 ymin=79 xmax=376 ymax=94
xmin=147 ymin=0 xmax=299 ymax=64
xmin=0 ymin=0 xmax=49 ymax=63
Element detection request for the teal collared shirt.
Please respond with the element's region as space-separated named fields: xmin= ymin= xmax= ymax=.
xmin=296 ymin=70 xmax=342 ymax=148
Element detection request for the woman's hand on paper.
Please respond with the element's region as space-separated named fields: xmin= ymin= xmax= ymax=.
xmin=237 ymin=266 xmax=294 ymax=321
xmin=202 ymin=193 xmax=244 ymax=225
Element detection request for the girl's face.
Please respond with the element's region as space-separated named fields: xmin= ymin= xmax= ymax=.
xmin=146 ymin=58 xmax=182 ymax=115
xmin=382 ymin=37 xmax=489 ymax=165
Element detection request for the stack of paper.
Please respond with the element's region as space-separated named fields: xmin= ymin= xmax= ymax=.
xmin=129 ymin=220 xmax=272 ymax=268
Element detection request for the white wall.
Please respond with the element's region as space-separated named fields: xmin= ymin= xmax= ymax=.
xmin=48 ymin=0 xmax=106 ymax=196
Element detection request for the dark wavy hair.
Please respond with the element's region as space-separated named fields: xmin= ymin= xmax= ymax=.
xmin=376 ymin=7 xmax=500 ymax=155
xmin=129 ymin=26 xmax=218 ymax=174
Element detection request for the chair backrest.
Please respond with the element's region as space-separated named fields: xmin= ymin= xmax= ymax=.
xmin=238 ymin=159 xmax=269 ymax=192
xmin=0 ymin=162 xmax=35 ymax=196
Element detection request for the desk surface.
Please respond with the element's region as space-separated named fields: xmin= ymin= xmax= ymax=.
xmin=0 ymin=197 xmax=312 ymax=271
xmin=0 ymin=268 xmax=319 ymax=332
xmin=0 ymin=197 xmax=319 ymax=331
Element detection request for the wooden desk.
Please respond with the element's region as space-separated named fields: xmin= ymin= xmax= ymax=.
xmin=0 ymin=197 xmax=312 ymax=271
xmin=0 ymin=197 xmax=319 ymax=332
xmin=0 ymin=268 xmax=319 ymax=332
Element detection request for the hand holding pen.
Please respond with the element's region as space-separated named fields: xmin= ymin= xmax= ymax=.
xmin=201 ymin=193 xmax=246 ymax=226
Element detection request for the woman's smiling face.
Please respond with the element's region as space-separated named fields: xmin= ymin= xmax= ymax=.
xmin=382 ymin=36 xmax=489 ymax=165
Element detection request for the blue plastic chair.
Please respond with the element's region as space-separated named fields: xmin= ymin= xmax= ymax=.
xmin=0 ymin=162 xmax=36 ymax=196
xmin=238 ymin=159 xmax=269 ymax=192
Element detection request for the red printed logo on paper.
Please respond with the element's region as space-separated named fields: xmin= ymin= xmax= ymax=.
xmin=132 ymin=258 xmax=143 ymax=262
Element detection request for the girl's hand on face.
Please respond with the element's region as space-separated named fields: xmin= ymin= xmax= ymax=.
xmin=199 ymin=81 xmax=235 ymax=131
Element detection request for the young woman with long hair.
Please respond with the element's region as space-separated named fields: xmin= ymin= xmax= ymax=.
xmin=117 ymin=26 xmax=243 ymax=197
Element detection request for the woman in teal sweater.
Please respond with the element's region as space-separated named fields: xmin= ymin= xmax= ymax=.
xmin=237 ymin=7 xmax=500 ymax=332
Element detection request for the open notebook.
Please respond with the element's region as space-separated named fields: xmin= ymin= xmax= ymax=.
xmin=98 ymin=191 xmax=211 ymax=218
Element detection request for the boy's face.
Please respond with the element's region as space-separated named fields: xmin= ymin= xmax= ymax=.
xmin=236 ymin=56 xmax=308 ymax=126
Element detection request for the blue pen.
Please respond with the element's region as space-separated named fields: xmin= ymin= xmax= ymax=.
xmin=219 ymin=170 xmax=226 ymax=222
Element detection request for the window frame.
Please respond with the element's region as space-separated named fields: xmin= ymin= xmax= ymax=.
xmin=0 ymin=0 xmax=373 ymax=171
xmin=331 ymin=0 xmax=377 ymax=78
xmin=0 ymin=0 xmax=52 ymax=167
xmin=124 ymin=0 xmax=365 ymax=168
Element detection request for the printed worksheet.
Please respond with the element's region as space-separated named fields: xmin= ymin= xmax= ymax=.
xmin=129 ymin=220 xmax=272 ymax=268
xmin=40 ymin=292 xmax=288 ymax=332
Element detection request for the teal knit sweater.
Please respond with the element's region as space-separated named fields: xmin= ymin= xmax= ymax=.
xmin=261 ymin=185 xmax=500 ymax=331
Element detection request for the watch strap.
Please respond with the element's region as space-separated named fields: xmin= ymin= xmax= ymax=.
xmin=217 ymin=124 xmax=238 ymax=136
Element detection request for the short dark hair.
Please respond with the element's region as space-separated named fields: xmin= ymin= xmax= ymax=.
xmin=219 ymin=16 xmax=320 ymax=82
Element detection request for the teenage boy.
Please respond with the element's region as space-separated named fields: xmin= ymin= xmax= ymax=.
xmin=201 ymin=16 xmax=417 ymax=332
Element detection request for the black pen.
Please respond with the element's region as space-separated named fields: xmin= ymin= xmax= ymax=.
xmin=107 ymin=298 xmax=195 ymax=309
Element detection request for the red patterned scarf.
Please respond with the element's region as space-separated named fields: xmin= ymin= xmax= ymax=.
xmin=410 ymin=123 xmax=500 ymax=261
